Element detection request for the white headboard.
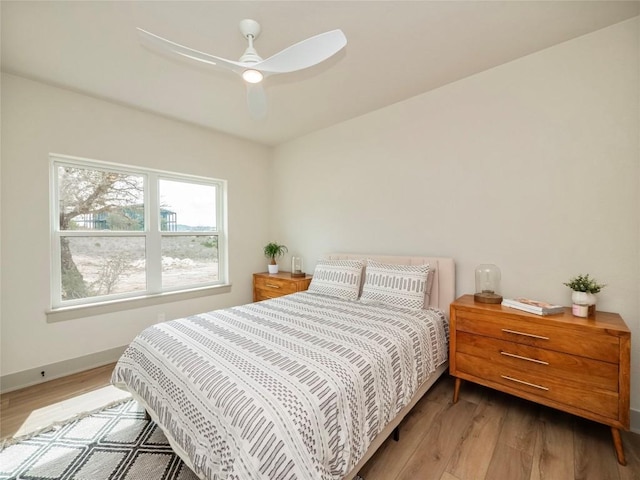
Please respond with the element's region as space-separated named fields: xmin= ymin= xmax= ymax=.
xmin=324 ymin=253 xmax=456 ymax=314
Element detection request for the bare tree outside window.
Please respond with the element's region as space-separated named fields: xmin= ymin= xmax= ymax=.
xmin=58 ymin=166 xmax=144 ymax=300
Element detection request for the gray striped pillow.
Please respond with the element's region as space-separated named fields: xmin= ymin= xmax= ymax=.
xmin=308 ymin=259 xmax=364 ymax=300
xmin=361 ymin=260 xmax=430 ymax=310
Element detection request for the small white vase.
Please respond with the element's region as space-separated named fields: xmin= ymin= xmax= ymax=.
xmin=268 ymin=264 xmax=279 ymax=274
xmin=571 ymin=291 xmax=596 ymax=317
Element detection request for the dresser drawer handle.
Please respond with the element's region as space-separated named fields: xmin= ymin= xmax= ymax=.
xmin=501 ymin=375 xmax=549 ymax=391
xmin=265 ymin=283 xmax=281 ymax=289
xmin=501 ymin=328 xmax=549 ymax=340
xmin=500 ymin=351 xmax=549 ymax=365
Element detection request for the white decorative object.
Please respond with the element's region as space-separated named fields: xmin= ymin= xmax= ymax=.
xmin=268 ymin=264 xmax=279 ymax=274
xmin=571 ymin=291 xmax=596 ymax=317
xmin=473 ymin=264 xmax=503 ymax=304
xmin=564 ymin=274 xmax=604 ymax=318
xmin=291 ymin=256 xmax=305 ymax=277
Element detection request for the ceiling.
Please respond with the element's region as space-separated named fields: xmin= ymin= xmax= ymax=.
xmin=2 ymin=1 xmax=639 ymax=146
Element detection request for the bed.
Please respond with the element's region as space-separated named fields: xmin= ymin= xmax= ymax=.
xmin=112 ymin=254 xmax=455 ymax=480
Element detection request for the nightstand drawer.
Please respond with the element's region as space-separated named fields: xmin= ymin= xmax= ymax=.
xmin=456 ymin=331 xmax=619 ymax=391
xmin=252 ymin=272 xmax=312 ymax=302
xmin=455 ymin=310 xmax=619 ymax=363
xmin=254 ymin=276 xmax=299 ymax=295
xmin=253 ymin=289 xmax=285 ymax=301
xmin=456 ymin=352 xmax=620 ymax=420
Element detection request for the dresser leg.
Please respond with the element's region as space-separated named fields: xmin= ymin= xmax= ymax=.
xmin=453 ymin=377 xmax=462 ymax=404
xmin=611 ymin=427 xmax=626 ymax=465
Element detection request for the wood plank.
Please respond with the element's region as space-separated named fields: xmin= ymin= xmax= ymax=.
xmin=499 ymin=396 xmax=540 ymax=453
xmin=359 ymin=394 xmax=449 ymax=480
xmin=440 ymin=473 xmax=463 ymax=480
xmin=0 ymin=363 xmax=118 ymax=439
xmin=395 ymin=398 xmax=478 ymax=480
xmin=445 ymin=389 xmax=507 ymax=480
xmin=484 ymin=441 xmax=532 ymax=480
xmin=617 ymin=429 xmax=640 ymax=480
xmin=530 ymin=407 xmax=575 ymax=480
xmin=574 ymin=417 xmax=621 ymax=480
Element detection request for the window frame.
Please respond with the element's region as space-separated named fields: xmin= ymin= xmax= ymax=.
xmin=50 ymin=154 xmax=228 ymax=310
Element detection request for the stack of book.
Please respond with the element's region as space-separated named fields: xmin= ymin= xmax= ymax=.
xmin=502 ymin=297 xmax=565 ymax=316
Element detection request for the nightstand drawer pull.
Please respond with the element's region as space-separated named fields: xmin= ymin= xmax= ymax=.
xmin=501 ymin=375 xmax=549 ymax=391
xmin=265 ymin=283 xmax=281 ymax=289
xmin=501 ymin=328 xmax=549 ymax=340
xmin=500 ymin=351 xmax=549 ymax=365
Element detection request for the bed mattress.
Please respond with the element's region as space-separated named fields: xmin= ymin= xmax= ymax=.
xmin=112 ymin=292 xmax=449 ymax=480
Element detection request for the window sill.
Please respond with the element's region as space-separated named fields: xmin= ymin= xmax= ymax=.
xmin=46 ymin=284 xmax=232 ymax=323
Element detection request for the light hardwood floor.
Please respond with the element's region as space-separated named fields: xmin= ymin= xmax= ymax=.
xmin=1 ymin=365 xmax=638 ymax=479
xmin=0 ymin=363 xmax=129 ymax=440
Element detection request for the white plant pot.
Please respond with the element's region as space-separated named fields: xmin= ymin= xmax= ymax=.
xmin=571 ymin=291 xmax=596 ymax=317
xmin=268 ymin=264 xmax=279 ymax=274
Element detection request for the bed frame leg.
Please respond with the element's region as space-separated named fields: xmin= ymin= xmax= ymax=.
xmin=392 ymin=426 xmax=400 ymax=442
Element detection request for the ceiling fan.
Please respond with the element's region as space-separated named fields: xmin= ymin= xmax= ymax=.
xmin=137 ymin=19 xmax=347 ymax=119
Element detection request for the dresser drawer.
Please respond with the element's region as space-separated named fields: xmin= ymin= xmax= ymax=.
xmin=455 ymin=310 xmax=619 ymax=363
xmin=254 ymin=276 xmax=299 ymax=295
xmin=455 ymin=331 xmax=619 ymax=391
xmin=456 ymin=352 xmax=620 ymax=420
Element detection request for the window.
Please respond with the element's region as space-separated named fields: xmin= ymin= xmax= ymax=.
xmin=51 ymin=155 xmax=227 ymax=309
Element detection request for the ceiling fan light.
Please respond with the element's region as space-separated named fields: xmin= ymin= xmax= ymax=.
xmin=242 ymin=69 xmax=263 ymax=84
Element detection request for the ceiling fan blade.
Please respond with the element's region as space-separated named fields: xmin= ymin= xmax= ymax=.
xmin=255 ymin=29 xmax=347 ymax=74
xmin=246 ymin=83 xmax=267 ymax=120
xmin=137 ymin=28 xmax=248 ymax=73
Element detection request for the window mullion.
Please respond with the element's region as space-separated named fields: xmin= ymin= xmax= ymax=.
xmin=146 ymin=174 xmax=162 ymax=293
xmin=51 ymin=161 xmax=62 ymax=308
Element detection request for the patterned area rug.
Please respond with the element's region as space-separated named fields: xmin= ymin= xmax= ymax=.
xmin=0 ymin=400 xmax=197 ymax=480
xmin=0 ymin=399 xmax=366 ymax=480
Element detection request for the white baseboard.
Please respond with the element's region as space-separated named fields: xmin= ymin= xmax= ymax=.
xmin=631 ymin=408 xmax=640 ymax=434
xmin=0 ymin=346 xmax=127 ymax=394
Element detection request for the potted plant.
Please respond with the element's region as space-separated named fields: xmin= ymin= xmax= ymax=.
xmin=563 ymin=274 xmax=605 ymax=317
xmin=263 ymin=242 xmax=288 ymax=274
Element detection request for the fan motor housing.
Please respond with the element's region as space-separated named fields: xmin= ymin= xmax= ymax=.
xmin=239 ymin=19 xmax=261 ymax=40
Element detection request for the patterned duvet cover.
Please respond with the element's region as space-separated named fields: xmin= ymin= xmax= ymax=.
xmin=111 ymin=292 xmax=449 ymax=480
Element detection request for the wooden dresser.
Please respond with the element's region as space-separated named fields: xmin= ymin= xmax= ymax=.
xmin=253 ymin=272 xmax=312 ymax=302
xmin=449 ymin=294 xmax=631 ymax=465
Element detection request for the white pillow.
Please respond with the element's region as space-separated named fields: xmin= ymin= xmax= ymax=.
xmin=361 ymin=260 xmax=430 ymax=310
xmin=307 ymin=259 xmax=364 ymax=300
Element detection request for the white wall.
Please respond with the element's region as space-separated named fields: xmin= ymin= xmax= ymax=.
xmin=272 ymin=19 xmax=640 ymax=412
xmin=0 ymin=73 xmax=272 ymax=378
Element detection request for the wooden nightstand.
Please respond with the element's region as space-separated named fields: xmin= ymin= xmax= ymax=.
xmin=253 ymin=272 xmax=312 ymax=302
xmin=449 ymin=294 xmax=631 ymax=465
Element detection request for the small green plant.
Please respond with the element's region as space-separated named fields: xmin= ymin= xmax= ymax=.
xmin=563 ymin=274 xmax=606 ymax=294
xmin=263 ymin=242 xmax=288 ymax=265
